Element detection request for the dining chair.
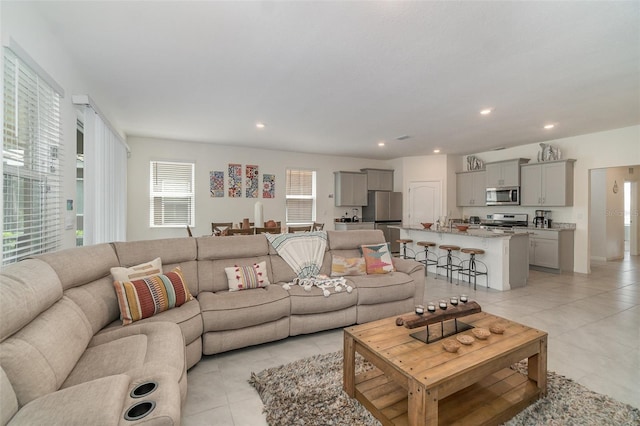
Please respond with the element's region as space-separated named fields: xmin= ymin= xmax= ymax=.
xmin=287 ymin=225 xmax=312 ymax=233
xmin=211 ymin=222 xmax=234 ymax=236
xmin=312 ymin=222 xmax=325 ymax=231
xmin=186 ymin=225 xmax=193 ymax=237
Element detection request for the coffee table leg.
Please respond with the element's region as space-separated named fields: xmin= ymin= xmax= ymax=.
xmin=343 ymin=332 xmax=355 ymax=397
xmin=527 ymin=336 xmax=548 ymax=397
xmin=409 ymin=380 xmax=434 ymax=426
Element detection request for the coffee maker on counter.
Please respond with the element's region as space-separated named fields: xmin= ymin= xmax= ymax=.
xmin=533 ymin=210 xmax=552 ymax=228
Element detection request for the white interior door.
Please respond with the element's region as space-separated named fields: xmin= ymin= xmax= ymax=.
xmin=408 ymin=181 xmax=442 ymax=226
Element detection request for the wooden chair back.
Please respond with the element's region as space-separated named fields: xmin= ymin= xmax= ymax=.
xmin=186 ymin=225 xmax=193 ymax=237
xmin=255 ymin=227 xmax=281 ymax=235
xmin=287 ymin=225 xmax=312 ymax=233
xmin=312 ymin=222 xmax=325 ymax=231
xmin=212 ymin=222 xmax=234 ymax=235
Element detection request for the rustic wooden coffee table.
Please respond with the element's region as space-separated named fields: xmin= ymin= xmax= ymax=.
xmin=343 ymin=311 xmax=547 ymax=426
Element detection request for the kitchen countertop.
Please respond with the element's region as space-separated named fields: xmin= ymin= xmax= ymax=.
xmin=396 ymin=225 xmax=529 ymax=238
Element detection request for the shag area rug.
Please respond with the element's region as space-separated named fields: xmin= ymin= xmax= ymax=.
xmin=249 ymin=351 xmax=639 ymax=426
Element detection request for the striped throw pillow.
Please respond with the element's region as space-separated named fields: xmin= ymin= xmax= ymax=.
xmin=113 ymin=266 xmax=193 ymax=325
xmin=225 ymin=261 xmax=270 ymax=291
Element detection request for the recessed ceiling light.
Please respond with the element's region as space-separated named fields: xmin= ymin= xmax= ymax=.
xmin=256 ymin=122 xmax=266 ymax=129
xmin=480 ymin=108 xmax=494 ymax=115
xmin=433 ymin=149 xmax=441 ymax=153
xmin=544 ymin=124 xmax=555 ymax=129
xmin=378 ymin=142 xmax=385 ymax=147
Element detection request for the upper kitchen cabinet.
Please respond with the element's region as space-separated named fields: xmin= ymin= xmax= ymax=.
xmin=456 ymin=170 xmax=486 ymax=206
xmin=485 ymin=158 xmax=529 ymax=187
xmin=520 ymin=160 xmax=576 ymax=207
xmin=334 ymin=171 xmax=368 ymax=206
xmin=360 ymin=168 xmax=394 ymax=191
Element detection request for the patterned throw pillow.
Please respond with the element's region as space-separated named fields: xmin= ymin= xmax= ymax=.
xmin=111 ymin=257 xmax=163 ymax=282
xmin=225 ymin=261 xmax=270 ymax=291
xmin=113 ymin=266 xmax=194 ymax=325
xmin=361 ymin=243 xmax=396 ymax=274
xmin=330 ymin=255 xmax=366 ymax=277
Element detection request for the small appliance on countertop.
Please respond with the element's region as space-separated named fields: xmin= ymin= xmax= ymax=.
xmin=533 ymin=210 xmax=552 ymax=228
xmin=469 ymin=216 xmax=481 ymax=224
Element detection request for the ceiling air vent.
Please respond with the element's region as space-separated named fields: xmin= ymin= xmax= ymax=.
xmin=395 ymin=135 xmax=410 ymax=141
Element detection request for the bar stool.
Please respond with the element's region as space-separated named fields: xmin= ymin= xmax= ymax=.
xmin=458 ymin=248 xmax=488 ymax=290
xmin=416 ymin=241 xmax=438 ymax=276
xmin=396 ymin=239 xmax=415 ymax=259
xmin=436 ymin=245 xmax=462 ymax=283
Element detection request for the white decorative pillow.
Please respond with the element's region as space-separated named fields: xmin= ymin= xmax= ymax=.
xmin=330 ymin=255 xmax=366 ymax=276
xmin=111 ymin=257 xmax=163 ymax=282
xmin=225 ymin=261 xmax=270 ymax=291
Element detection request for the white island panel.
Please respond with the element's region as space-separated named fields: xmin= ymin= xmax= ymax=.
xmin=397 ymin=227 xmax=529 ymax=291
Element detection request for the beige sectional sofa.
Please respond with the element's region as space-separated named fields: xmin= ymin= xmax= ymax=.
xmin=0 ymin=230 xmax=424 ymax=425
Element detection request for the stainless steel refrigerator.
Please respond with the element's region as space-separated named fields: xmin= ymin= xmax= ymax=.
xmin=362 ymin=191 xmax=403 ymax=253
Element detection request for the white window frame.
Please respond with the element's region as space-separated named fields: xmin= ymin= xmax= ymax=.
xmin=149 ymin=160 xmax=195 ymax=227
xmin=285 ymin=169 xmax=316 ymax=225
xmin=2 ymin=43 xmax=64 ymax=265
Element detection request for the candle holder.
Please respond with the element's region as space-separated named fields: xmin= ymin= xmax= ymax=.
xmin=415 ymin=305 xmax=425 ymax=315
xmin=450 ymin=296 xmax=458 ymax=306
xmin=460 ymin=294 xmax=468 ymax=303
xmin=427 ymin=303 xmax=436 ymax=313
xmin=438 ymin=300 xmax=448 ymax=310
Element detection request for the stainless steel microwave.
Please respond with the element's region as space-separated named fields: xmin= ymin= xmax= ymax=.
xmin=486 ymin=187 xmax=520 ymax=205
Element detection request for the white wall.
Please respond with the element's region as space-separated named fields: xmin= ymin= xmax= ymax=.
xmin=458 ymin=125 xmax=640 ymax=273
xmin=126 ymin=137 xmax=390 ymax=241
xmin=1 ymin=2 xmax=110 ymax=250
xmin=589 ymin=169 xmax=607 ymax=260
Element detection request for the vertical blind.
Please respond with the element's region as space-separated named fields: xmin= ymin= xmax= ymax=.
xmin=285 ymin=169 xmax=316 ymax=224
xmin=81 ymin=106 xmax=127 ymax=245
xmin=3 ymin=47 xmax=63 ymax=265
xmin=149 ymin=161 xmax=194 ymax=227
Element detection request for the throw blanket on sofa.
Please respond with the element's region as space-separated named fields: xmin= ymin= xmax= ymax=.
xmin=266 ymin=231 xmax=327 ymax=278
xmin=266 ymin=231 xmax=352 ymax=297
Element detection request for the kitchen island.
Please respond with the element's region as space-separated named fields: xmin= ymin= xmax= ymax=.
xmin=396 ymin=226 xmax=530 ymax=291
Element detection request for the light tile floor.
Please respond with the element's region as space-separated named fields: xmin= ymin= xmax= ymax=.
xmin=183 ymin=254 xmax=639 ymax=425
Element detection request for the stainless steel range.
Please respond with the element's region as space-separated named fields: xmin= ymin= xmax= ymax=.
xmin=480 ymin=213 xmax=528 ymax=229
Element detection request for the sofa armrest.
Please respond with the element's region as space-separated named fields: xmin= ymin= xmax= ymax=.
xmin=8 ymin=373 xmax=181 ymax=426
xmin=393 ymin=257 xmax=424 ymax=275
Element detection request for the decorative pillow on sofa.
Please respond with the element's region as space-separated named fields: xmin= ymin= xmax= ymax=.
xmin=111 ymin=257 xmax=162 ymax=282
xmin=225 ymin=261 xmax=270 ymax=291
xmin=113 ymin=266 xmax=193 ymax=325
xmin=330 ymin=255 xmax=366 ymax=277
xmin=361 ymin=243 xmax=396 ymax=274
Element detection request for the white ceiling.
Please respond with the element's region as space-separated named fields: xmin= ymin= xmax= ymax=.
xmin=30 ymin=1 xmax=640 ymax=160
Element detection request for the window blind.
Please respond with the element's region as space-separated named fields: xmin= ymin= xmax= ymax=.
xmin=149 ymin=161 xmax=194 ymax=227
xmin=286 ymin=169 xmax=316 ymax=224
xmin=3 ymin=47 xmax=63 ymax=265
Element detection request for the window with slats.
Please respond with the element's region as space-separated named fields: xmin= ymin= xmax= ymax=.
xmin=149 ymin=161 xmax=194 ymax=227
xmin=286 ymin=169 xmax=316 ymax=225
xmin=3 ymin=47 xmax=63 ymax=265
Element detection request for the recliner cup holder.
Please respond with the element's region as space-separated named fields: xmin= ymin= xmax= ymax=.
xmin=124 ymin=401 xmax=156 ymax=421
xmin=130 ymin=381 xmax=158 ymax=398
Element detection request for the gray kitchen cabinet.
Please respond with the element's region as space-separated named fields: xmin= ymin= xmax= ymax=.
xmin=525 ymin=228 xmax=574 ymax=273
xmin=361 ymin=168 xmax=394 ymax=191
xmin=520 ymin=160 xmax=575 ymax=206
xmin=456 ymin=170 xmax=486 ymax=206
xmin=334 ymin=171 xmax=368 ymax=206
xmin=485 ymin=158 xmax=529 ymax=187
